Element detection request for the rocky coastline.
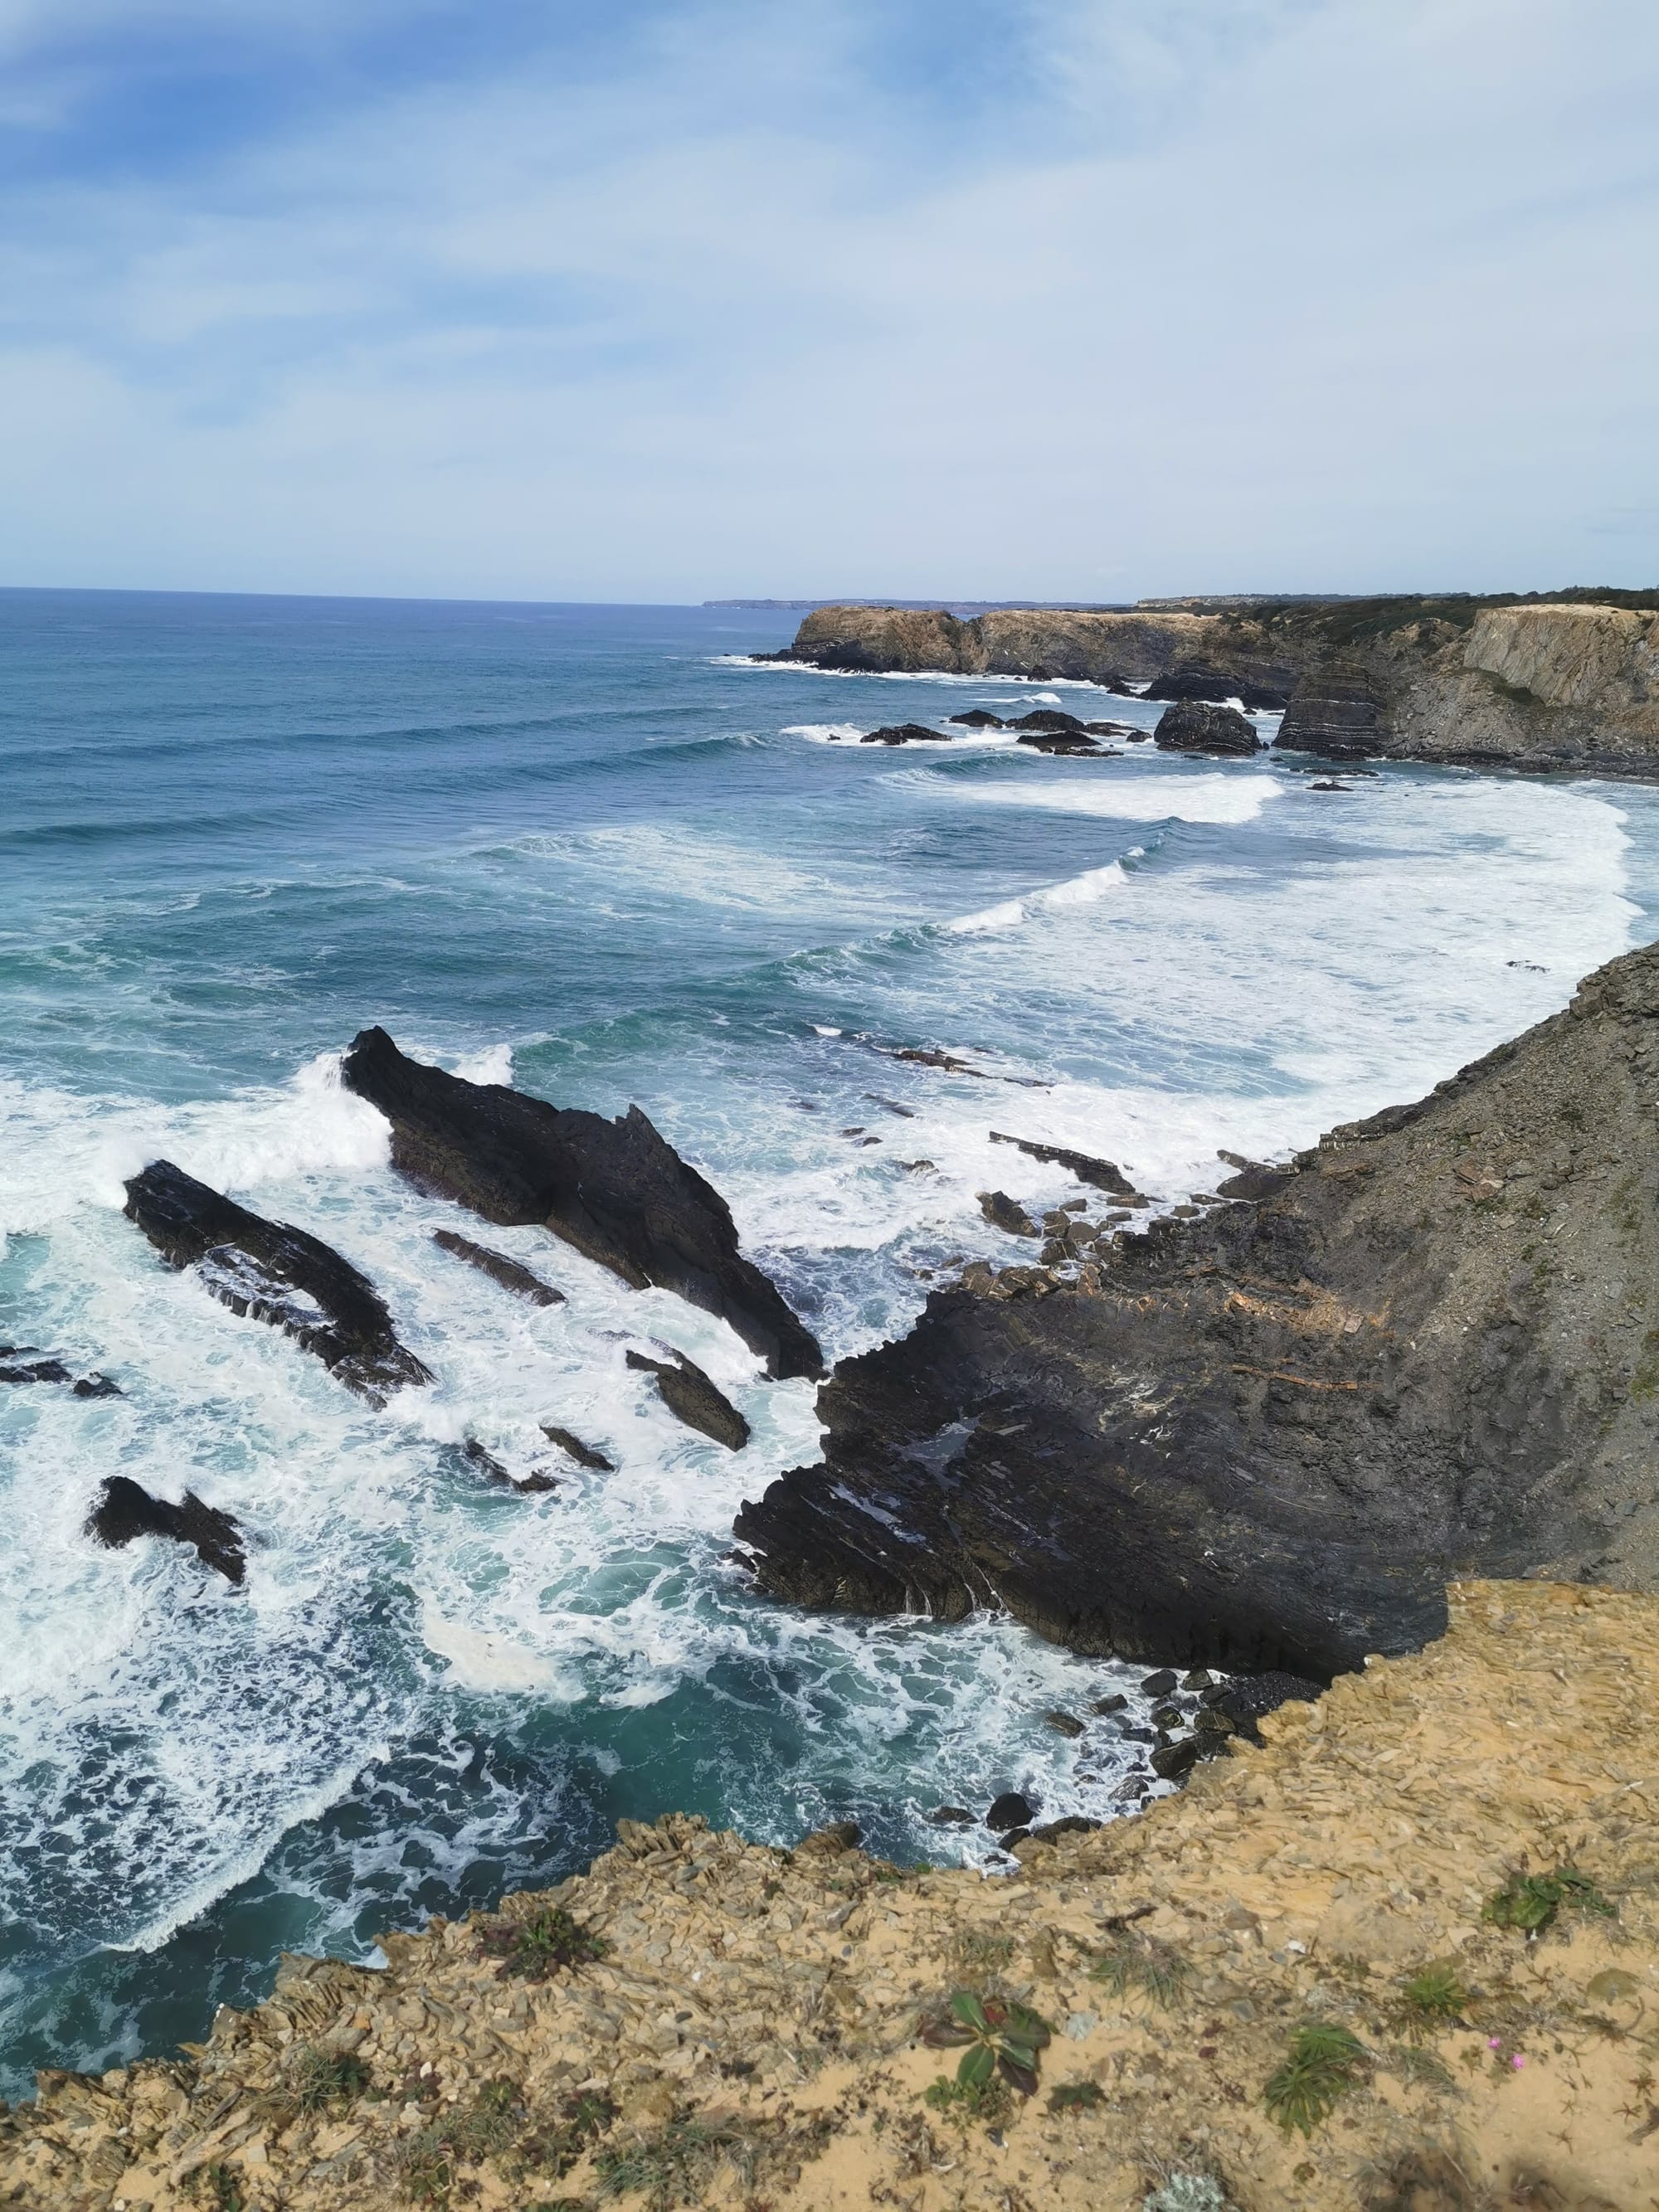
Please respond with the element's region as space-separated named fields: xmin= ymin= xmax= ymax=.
xmin=770 ymin=591 xmax=1659 ymax=775
xmin=7 ymin=1578 xmax=1653 ymax=2212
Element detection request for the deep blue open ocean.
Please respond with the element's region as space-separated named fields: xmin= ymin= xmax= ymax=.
xmin=4 ymin=588 xmax=1657 ymax=2097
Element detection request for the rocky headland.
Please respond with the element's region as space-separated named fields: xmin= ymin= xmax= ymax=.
xmin=7 ymin=1579 xmax=1653 ymax=2212
xmin=775 ymin=591 xmax=1659 ymax=774
xmin=735 ymin=937 xmax=1659 ymax=1680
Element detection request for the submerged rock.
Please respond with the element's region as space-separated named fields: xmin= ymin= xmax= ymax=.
xmin=432 ymin=1228 xmax=564 ymax=1306
xmin=1152 ymin=699 xmax=1263 ymax=756
xmin=736 ymin=940 xmax=1659 ymax=1678
xmin=123 ymin=1159 xmax=433 ymax=1407
xmin=539 ymin=1422 xmax=615 ymax=1471
xmin=0 ymin=1346 xmax=121 ymax=1396
xmin=627 ymin=1348 xmax=751 ymax=1451
xmin=341 ymin=1027 xmax=822 ymax=1381
xmin=87 ymin=1474 xmax=246 ymax=1584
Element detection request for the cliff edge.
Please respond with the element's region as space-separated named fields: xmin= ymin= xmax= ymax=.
xmin=7 ymin=1580 xmax=1654 ymax=2212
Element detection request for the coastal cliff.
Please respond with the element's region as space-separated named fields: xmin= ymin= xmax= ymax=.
xmin=7 ymin=1581 xmax=1654 ymax=2212
xmin=734 ymin=937 xmax=1659 ymax=1679
xmin=779 ymin=591 xmax=1659 ymax=772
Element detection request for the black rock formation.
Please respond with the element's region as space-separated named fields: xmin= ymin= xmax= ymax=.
xmin=1014 ymin=731 xmax=1104 ymax=756
xmin=341 ymin=1028 xmax=822 ymax=1381
xmin=627 ymin=1349 xmax=751 ymax=1451
xmin=1152 ymin=700 xmax=1263 ymax=756
xmin=432 ymin=1228 xmax=564 ymax=1306
xmin=859 ymin=723 xmax=950 ymax=745
xmin=87 ymin=1475 xmax=246 ymax=1584
xmin=736 ymin=941 xmax=1659 ymax=1680
xmin=947 ymin=710 xmax=1006 ymax=727
xmin=0 ymin=1347 xmax=121 ymax=1396
xmin=1010 ymin=709 xmax=1088 ymax=733
xmin=123 ymin=1159 xmax=433 ymax=1406
xmin=539 ymin=1422 xmax=615 ymax=1471
xmin=460 ymin=1435 xmax=559 ymax=1495
xmin=977 ymin=1190 xmax=1039 ymax=1237
xmin=989 ymin=1131 xmax=1149 ymax=1204
xmin=1146 ymin=668 xmax=1292 ymax=710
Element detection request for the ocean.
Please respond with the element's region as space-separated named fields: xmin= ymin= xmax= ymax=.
xmin=2 ymin=587 xmax=1656 ymax=2098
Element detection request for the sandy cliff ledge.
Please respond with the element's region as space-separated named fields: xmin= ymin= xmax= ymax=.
xmin=6 ymin=1580 xmax=1656 ymax=2212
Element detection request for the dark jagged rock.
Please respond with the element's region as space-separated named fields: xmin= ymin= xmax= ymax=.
xmin=1146 ymin=668 xmax=1292 ymax=710
xmin=341 ymin=1028 xmax=821 ymax=1381
xmin=736 ymin=941 xmax=1659 ymax=1680
xmin=540 ymin=1422 xmax=615 ymax=1471
xmin=627 ymin=1348 xmax=751 ymax=1451
xmin=87 ymin=1475 xmax=246 ymax=1584
xmin=432 ymin=1228 xmax=564 ymax=1306
xmin=1152 ymin=700 xmax=1263 ymax=756
xmin=859 ymin=722 xmax=949 ymax=746
xmin=989 ymin=1131 xmax=1149 ymax=1204
xmin=1082 ymin=721 xmax=1139 ymax=738
xmin=1210 ymin=1669 xmax=1326 ymax=1743
xmin=460 ymin=1435 xmax=559 ymax=1495
xmin=1014 ymin=731 xmax=1103 ymax=756
xmin=123 ymin=1159 xmax=432 ymax=1407
xmin=0 ymin=1347 xmax=121 ymax=1395
xmin=986 ymin=1791 xmax=1034 ymax=1831
xmin=890 ymin=1047 xmax=990 ymax=1078
xmin=947 ymin=709 xmax=1005 ymax=727
xmin=977 ymin=1190 xmax=1039 ymax=1237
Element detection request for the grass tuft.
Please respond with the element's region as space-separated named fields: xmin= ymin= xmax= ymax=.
xmin=480 ymin=1905 xmax=610 ymax=1981
xmin=1090 ymin=1934 xmax=1191 ymax=2008
xmin=1263 ymin=2023 xmax=1367 ymax=2135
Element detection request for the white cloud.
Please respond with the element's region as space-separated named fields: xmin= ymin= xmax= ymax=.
xmin=0 ymin=0 xmax=1655 ymax=598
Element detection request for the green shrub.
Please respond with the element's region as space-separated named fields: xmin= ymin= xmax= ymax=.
xmin=1263 ymin=2024 xmax=1367 ymax=2135
xmin=1482 ymin=1867 xmax=1614 ymax=1935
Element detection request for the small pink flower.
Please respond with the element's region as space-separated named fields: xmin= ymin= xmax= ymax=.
xmin=1511 ymin=2054 xmax=1525 ymax=2069
xmin=1487 ymin=2036 xmax=1501 ymax=2049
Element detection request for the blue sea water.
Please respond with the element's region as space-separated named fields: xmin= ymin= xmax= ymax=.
xmin=3 ymin=586 xmax=1658 ymax=2098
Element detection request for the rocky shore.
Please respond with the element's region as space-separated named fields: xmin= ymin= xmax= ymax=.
xmin=7 ymin=1578 xmax=1653 ymax=2212
xmin=736 ymin=937 xmax=1659 ymax=1677
xmin=773 ymin=591 xmax=1659 ymax=774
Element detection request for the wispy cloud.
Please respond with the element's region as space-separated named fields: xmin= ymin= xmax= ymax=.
xmin=1 ymin=0 xmax=1655 ymax=598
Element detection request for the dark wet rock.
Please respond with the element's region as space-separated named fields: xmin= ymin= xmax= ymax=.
xmin=926 ymin=1806 xmax=976 ymax=1826
xmin=1308 ymin=779 xmax=1352 ymax=792
xmin=736 ymin=939 xmax=1659 ymax=1679
xmin=1089 ymin=1692 xmax=1129 ymax=1714
xmin=1043 ymin=1709 xmax=1086 ymax=1738
xmin=1082 ymin=721 xmax=1139 ymax=738
xmin=1140 ymin=1668 xmax=1178 ymax=1697
xmin=539 ymin=1422 xmax=615 ymax=1472
xmin=1210 ymin=1669 xmax=1325 ymax=1743
xmin=0 ymin=1347 xmax=122 ymax=1396
xmin=977 ymin=1190 xmax=1039 ymax=1237
xmin=87 ymin=1475 xmax=246 ymax=1585
xmin=342 ymin=1028 xmax=821 ymax=1381
xmin=432 ymin=1228 xmax=564 ymax=1306
xmin=1152 ymin=700 xmax=1263 ymax=756
xmin=1010 ymin=709 xmax=1088 ymax=733
xmin=988 ymin=1131 xmax=1149 ymax=1204
xmin=795 ymin=1819 xmax=862 ymax=1856
xmin=1028 ymin=1815 xmax=1100 ymax=1844
xmin=947 ymin=709 xmax=1006 ymax=728
xmin=627 ymin=1348 xmax=751 ymax=1451
xmin=891 ymin=1046 xmax=990 ymax=1078
xmin=459 ymin=1436 xmax=559 ymax=1495
xmin=1181 ymin=1668 xmax=1214 ymax=1689
xmin=898 ymin=1159 xmax=937 ymax=1174
xmin=864 ymin=1095 xmax=916 ymax=1118
xmin=859 ymin=722 xmax=950 ymax=746
xmin=1146 ymin=667 xmax=1291 ymax=710
xmin=123 ymin=1159 xmax=432 ymax=1407
xmin=1014 ymin=731 xmax=1103 ymax=756
xmin=986 ymin=1791 xmax=1034 ymax=1832
xmin=1151 ymin=1736 xmax=1203 ymax=1782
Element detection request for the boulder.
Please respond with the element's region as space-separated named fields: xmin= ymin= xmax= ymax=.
xmin=859 ymin=723 xmax=950 ymax=746
xmin=1152 ymin=700 xmax=1263 ymax=756
xmin=341 ymin=1028 xmax=822 ymax=1381
xmin=0 ymin=1347 xmax=121 ymax=1396
xmin=1010 ymin=709 xmax=1089 ymax=733
xmin=977 ymin=1190 xmax=1039 ymax=1237
xmin=1014 ymin=731 xmax=1103 ymax=756
xmin=627 ymin=1348 xmax=751 ymax=1451
xmin=87 ymin=1475 xmax=246 ymax=1584
xmin=947 ymin=709 xmax=1005 ymax=728
xmin=432 ymin=1228 xmax=563 ymax=1306
xmin=539 ymin=1422 xmax=615 ymax=1471
xmin=986 ymin=1791 xmax=1035 ymax=1832
xmin=123 ymin=1159 xmax=432 ymax=1407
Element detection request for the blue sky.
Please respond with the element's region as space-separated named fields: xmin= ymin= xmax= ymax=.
xmin=2 ymin=0 xmax=1656 ymax=600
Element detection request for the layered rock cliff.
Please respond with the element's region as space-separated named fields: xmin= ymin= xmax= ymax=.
xmin=734 ymin=937 xmax=1659 ymax=1680
xmin=779 ymin=591 xmax=1659 ymax=773
xmin=7 ymin=1580 xmax=1654 ymax=2212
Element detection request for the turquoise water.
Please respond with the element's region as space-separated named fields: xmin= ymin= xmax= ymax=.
xmin=3 ymin=587 xmax=1657 ymax=2097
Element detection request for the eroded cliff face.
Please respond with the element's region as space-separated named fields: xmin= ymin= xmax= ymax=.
xmin=7 ymin=1581 xmax=1655 ymax=2212
xmin=783 ymin=595 xmax=1659 ymax=772
xmin=735 ymin=938 xmax=1659 ymax=1679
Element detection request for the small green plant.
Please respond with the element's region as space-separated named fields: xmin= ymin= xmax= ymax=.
xmin=1384 ymin=2043 xmax=1458 ymax=2093
xmin=1091 ymin=1934 xmax=1191 ymax=2008
xmin=1262 ymin=2023 xmax=1367 ymax=2136
xmin=449 ymin=2075 xmax=524 ymax=2161
xmin=285 ymin=2039 xmax=373 ymax=2112
xmin=397 ymin=2127 xmax=455 ymax=2205
xmin=481 ymin=1904 xmax=610 ymax=1981
xmin=518 ymin=2091 xmax=616 ymax=2181
xmin=1143 ymin=2178 xmax=1232 ymax=2212
xmin=948 ymin=1928 xmax=1016 ymax=1981
xmin=595 ymin=2113 xmax=761 ymax=2207
xmin=1482 ymin=1866 xmax=1615 ymax=1935
xmin=921 ymin=1988 xmax=1052 ymax=2096
xmin=198 ymin=2165 xmax=249 ymax=2212
xmin=922 ymin=2069 xmax=1015 ymax=2128
xmin=1394 ymin=1962 xmax=1471 ymax=2036
xmin=1047 ymin=2078 xmax=1105 ymax=2112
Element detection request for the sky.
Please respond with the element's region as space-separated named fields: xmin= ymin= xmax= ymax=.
xmin=1 ymin=0 xmax=1656 ymax=603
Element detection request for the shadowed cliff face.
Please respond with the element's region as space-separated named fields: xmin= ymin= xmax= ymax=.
xmin=782 ymin=594 xmax=1659 ymax=773
xmin=736 ymin=941 xmax=1659 ymax=1680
